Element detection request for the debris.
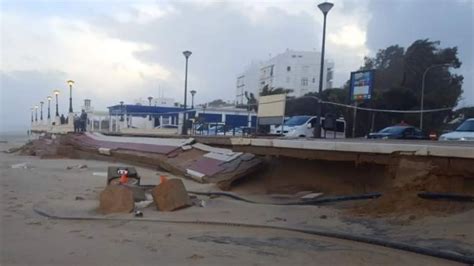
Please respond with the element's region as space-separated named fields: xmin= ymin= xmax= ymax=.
xmin=181 ymin=145 xmax=193 ymax=151
xmin=98 ymin=147 xmax=111 ymax=155
xmin=192 ymin=198 xmax=206 ymax=207
xmin=187 ymin=254 xmax=204 ymax=260
xmin=75 ymin=196 xmax=85 ymax=200
xmin=134 ymin=210 xmax=143 ymax=217
xmin=11 ymin=162 xmax=29 ymax=169
xmin=4 ymin=146 xmax=21 ymax=154
xmin=166 ymin=233 xmax=172 ymax=237
xmin=99 ymin=185 xmax=135 ymax=214
xmin=320 ymin=215 xmax=328 ymax=219
xmin=301 ymin=192 xmax=324 ymax=201
xmin=186 ymin=169 xmax=205 ymax=183
xmin=93 ymin=172 xmax=107 ymax=177
xmin=67 ymin=164 xmax=89 ymax=170
xmin=151 ymin=178 xmax=192 ymax=211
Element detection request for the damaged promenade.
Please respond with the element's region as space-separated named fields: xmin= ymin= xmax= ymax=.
xmin=1 ymin=133 xmax=474 ymax=265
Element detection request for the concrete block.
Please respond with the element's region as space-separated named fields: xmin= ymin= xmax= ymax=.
xmin=99 ymin=185 xmax=134 ymax=214
xmin=151 ymin=179 xmax=191 ymax=211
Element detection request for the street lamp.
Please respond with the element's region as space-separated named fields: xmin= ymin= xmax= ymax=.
xmin=420 ymin=63 xmax=451 ymax=130
xmin=40 ymin=101 xmax=44 ymax=121
xmin=190 ymin=90 xmax=196 ymax=109
xmin=67 ymin=80 xmax=74 ymax=113
xmin=34 ymin=105 xmax=38 ymax=122
xmin=148 ymin=96 xmax=153 ymax=106
xmin=53 ymin=90 xmax=60 ymax=117
xmin=182 ymin=50 xmax=192 ymax=135
xmin=314 ymin=1 xmax=334 ymax=138
xmin=47 ymin=96 xmax=52 ymax=119
xmin=119 ymin=101 xmax=124 ymax=122
xmin=31 ymin=107 xmax=34 ymax=123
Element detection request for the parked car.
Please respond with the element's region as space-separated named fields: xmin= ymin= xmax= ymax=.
xmin=271 ymin=115 xmax=346 ymax=138
xmin=439 ymin=118 xmax=474 ymax=141
xmin=367 ymin=125 xmax=428 ymax=140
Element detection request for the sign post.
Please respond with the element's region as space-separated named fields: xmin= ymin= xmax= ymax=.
xmin=349 ymin=70 xmax=375 ymax=138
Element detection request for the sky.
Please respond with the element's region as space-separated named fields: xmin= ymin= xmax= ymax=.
xmin=1 ymin=0 xmax=473 ymax=132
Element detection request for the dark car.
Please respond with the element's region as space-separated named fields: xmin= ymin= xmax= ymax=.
xmin=367 ymin=126 xmax=429 ymax=140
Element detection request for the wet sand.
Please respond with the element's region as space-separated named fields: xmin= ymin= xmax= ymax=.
xmin=0 ymin=137 xmax=470 ymax=265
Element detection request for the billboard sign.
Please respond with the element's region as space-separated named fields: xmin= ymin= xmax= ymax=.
xmin=257 ymin=94 xmax=286 ymax=125
xmin=350 ymin=70 xmax=375 ymax=101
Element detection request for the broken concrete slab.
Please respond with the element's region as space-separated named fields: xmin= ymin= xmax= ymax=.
xmin=99 ymin=185 xmax=134 ymax=214
xmin=151 ymin=179 xmax=191 ymax=211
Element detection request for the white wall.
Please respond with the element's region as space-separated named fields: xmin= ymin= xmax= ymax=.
xmin=236 ymin=49 xmax=334 ymax=101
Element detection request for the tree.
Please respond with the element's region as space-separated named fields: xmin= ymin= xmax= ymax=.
xmin=207 ymin=99 xmax=232 ymax=108
xmin=346 ymin=39 xmax=463 ymax=136
xmin=259 ymin=85 xmax=293 ymax=96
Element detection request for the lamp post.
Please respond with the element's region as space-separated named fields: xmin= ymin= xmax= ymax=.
xmin=148 ymin=96 xmax=153 ymax=106
xmin=34 ymin=105 xmax=38 ymax=122
xmin=54 ymin=90 xmax=60 ymax=117
xmin=31 ymin=107 xmax=34 ymax=123
xmin=420 ymin=63 xmax=451 ymax=130
xmin=190 ymin=90 xmax=196 ymax=109
xmin=47 ymin=96 xmax=52 ymax=120
xmin=67 ymin=80 xmax=74 ymax=113
xmin=314 ymin=1 xmax=333 ymax=138
xmin=40 ymin=101 xmax=44 ymax=121
xmin=182 ymin=50 xmax=192 ymax=135
xmin=119 ymin=101 xmax=124 ymax=122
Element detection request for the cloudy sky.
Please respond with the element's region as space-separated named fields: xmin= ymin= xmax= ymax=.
xmin=1 ymin=0 xmax=473 ymax=132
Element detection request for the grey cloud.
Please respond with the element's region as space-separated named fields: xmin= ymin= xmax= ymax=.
xmin=1 ymin=70 xmax=67 ymax=132
xmin=92 ymin=2 xmax=322 ymax=103
xmin=365 ymin=0 xmax=473 ymax=105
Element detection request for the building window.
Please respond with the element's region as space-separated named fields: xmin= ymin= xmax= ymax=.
xmin=312 ymin=77 xmax=316 ymax=83
xmin=301 ymin=78 xmax=308 ymax=86
xmin=287 ymin=66 xmax=291 ymax=72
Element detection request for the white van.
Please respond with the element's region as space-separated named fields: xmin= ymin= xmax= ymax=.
xmin=271 ymin=115 xmax=346 ymax=138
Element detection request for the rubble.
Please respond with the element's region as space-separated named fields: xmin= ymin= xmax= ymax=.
xmin=11 ymin=162 xmax=30 ymax=169
xmin=151 ymin=178 xmax=191 ymax=211
xmin=99 ymin=185 xmax=134 ymax=214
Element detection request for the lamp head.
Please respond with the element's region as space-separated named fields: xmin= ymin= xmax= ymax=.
xmin=67 ymin=80 xmax=75 ymax=86
xmin=54 ymin=90 xmax=60 ymax=96
xmin=318 ymin=2 xmax=334 ymax=15
xmin=35 ymin=105 xmax=38 ymax=109
xmin=47 ymin=96 xmax=52 ymax=101
xmin=40 ymin=101 xmax=44 ymax=105
xmin=190 ymin=90 xmax=196 ymax=96
xmin=183 ymin=50 xmax=192 ymax=58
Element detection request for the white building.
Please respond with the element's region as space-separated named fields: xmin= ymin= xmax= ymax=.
xmin=236 ymin=49 xmax=334 ymax=104
xmin=134 ymin=97 xmax=175 ymax=107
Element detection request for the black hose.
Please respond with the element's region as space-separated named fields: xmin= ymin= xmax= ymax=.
xmin=186 ymin=190 xmax=381 ymax=205
xmin=33 ymin=206 xmax=474 ymax=264
xmin=418 ymin=192 xmax=474 ymax=202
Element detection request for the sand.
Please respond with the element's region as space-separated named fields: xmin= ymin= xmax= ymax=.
xmin=0 ymin=135 xmax=472 ymax=265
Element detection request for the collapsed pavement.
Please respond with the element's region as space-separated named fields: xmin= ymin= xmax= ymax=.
xmin=17 ymin=132 xmax=263 ymax=190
